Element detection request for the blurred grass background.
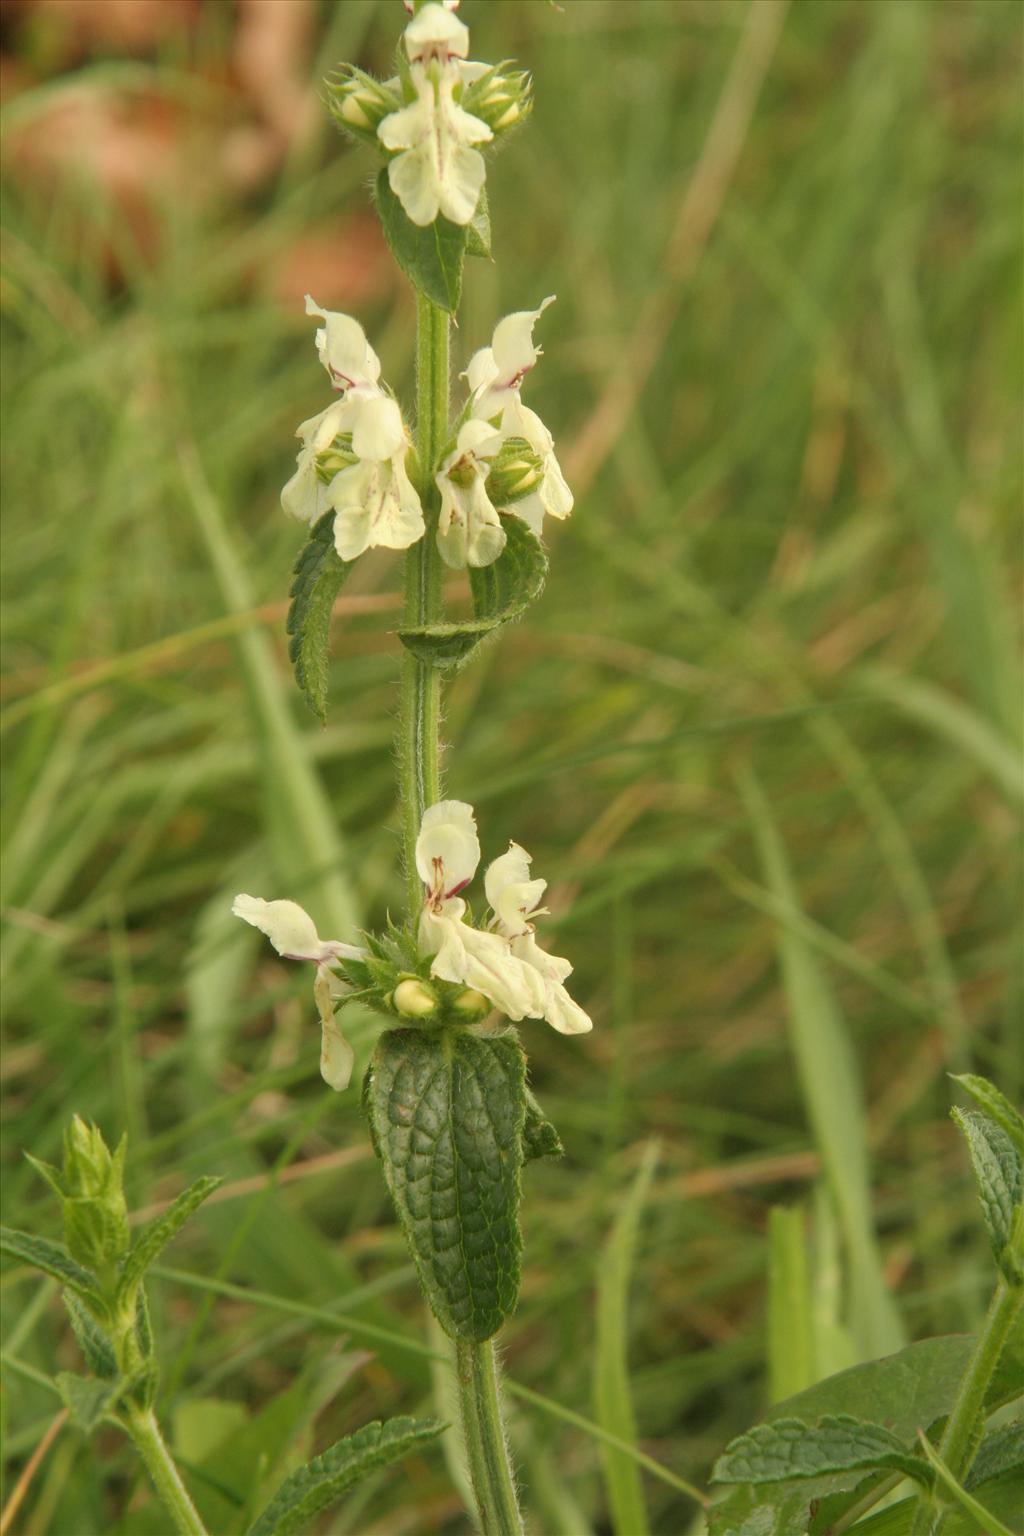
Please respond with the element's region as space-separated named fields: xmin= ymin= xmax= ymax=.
xmin=1 ymin=0 xmax=1021 ymax=1532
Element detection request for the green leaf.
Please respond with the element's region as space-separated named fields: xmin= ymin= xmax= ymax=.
xmin=0 ymin=1225 xmax=105 ymax=1313
xmin=706 ymin=1325 xmax=1024 ymax=1536
xmin=116 ymin=1176 xmax=222 ymax=1308
xmin=466 ymin=187 xmax=492 ymax=258
xmin=63 ymin=1293 xmax=117 ymax=1379
xmin=711 ymin=1415 xmax=931 ymax=1488
xmin=951 ymin=1109 xmax=1023 ymax=1282
xmin=56 ymin=1372 xmax=120 ymax=1433
xmin=365 ymin=1029 xmax=526 ymax=1341
xmin=374 ymin=168 xmax=467 ymax=313
xmin=245 ymin=1416 xmax=446 ymax=1536
xmin=398 ymin=515 xmax=548 ymax=671
xmin=395 ymin=620 xmax=496 ymax=669
xmin=286 ymin=510 xmax=355 ymax=723
xmin=522 ymin=1089 xmax=563 ymax=1161
xmin=594 ymin=1143 xmax=658 ymax=1536
xmin=470 ymin=514 xmax=548 ymax=622
xmin=966 ymin=1421 xmax=1024 ymax=1490
xmin=952 ymin=1076 xmax=1024 ymax=1162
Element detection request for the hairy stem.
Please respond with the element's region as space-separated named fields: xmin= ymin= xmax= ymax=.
xmin=400 ymin=295 xmax=524 ymax=1534
xmin=909 ymin=1278 xmax=1023 ymax=1536
xmin=123 ymin=1407 xmax=209 ymax=1536
xmin=456 ymin=1338 xmax=525 ymax=1536
xmin=399 ymin=292 xmax=447 ymax=912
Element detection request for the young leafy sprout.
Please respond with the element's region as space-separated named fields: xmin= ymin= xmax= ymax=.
xmin=233 ymin=802 xmax=590 ymax=1091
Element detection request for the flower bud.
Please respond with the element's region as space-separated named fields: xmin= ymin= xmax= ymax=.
xmin=315 ymin=432 xmax=359 ymax=485
xmin=393 ymin=977 xmax=439 ymax=1018
xmin=485 ymin=436 xmax=543 ymax=506
xmin=60 ymin=1117 xmax=130 ymax=1271
xmin=462 ymin=66 xmax=532 ymax=137
xmin=326 ymin=67 xmax=403 ymax=146
xmin=451 ymin=987 xmax=491 ymax=1021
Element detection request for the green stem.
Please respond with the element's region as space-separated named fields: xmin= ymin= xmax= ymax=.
xmin=909 ymin=1279 xmax=1023 ymax=1536
xmin=123 ymin=1407 xmax=209 ymax=1536
xmin=456 ymin=1338 xmax=525 ymax=1536
xmin=399 ymin=292 xmax=447 ymax=913
xmin=399 ymin=294 xmax=523 ymax=1534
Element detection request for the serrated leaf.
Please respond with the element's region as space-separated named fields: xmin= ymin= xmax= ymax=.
xmin=245 ymin=1416 xmax=445 ymax=1536
xmin=966 ymin=1421 xmax=1024 ymax=1490
xmin=56 ymin=1372 xmax=120 ymax=1433
xmin=366 ymin=1029 xmax=526 ymax=1341
xmin=0 ymin=1224 xmax=105 ymax=1313
xmin=374 ymin=168 xmax=467 ymax=313
xmin=952 ymin=1108 xmax=1023 ymax=1282
xmin=286 ymin=510 xmax=355 ymax=723
xmin=63 ymin=1293 xmax=117 ymax=1379
xmin=398 ymin=516 xmax=548 ymax=671
xmin=116 ymin=1176 xmax=222 ymax=1307
xmin=466 ymin=187 xmax=492 ymax=259
xmin=952 ymin=1076 xmax=1024 ymax=1161
xmin=707 ymin=1327 xmax=1024 ymax=1536
xmin=469 ymin=514 xmax=548 ymax=621
xmin=522 ymin=1090 xmax=563 ymax=1161
xmin=711 ymin=1415 xmax=931 ymax=1488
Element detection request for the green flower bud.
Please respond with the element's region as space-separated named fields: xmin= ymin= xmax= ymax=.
xmin=326 ymin=67 xmax=403 ymax=147
xmin=452 ymin=988 xmax=491 ymax=1021
xmin=315 ymin=432 xmax=359 ymax=485
xmin=60 ymin=1117 xmax=130 ymax=1270
xmin=485 ymin=436 xmax=544 ymax=506
xmin=462 ymin=65 xmax=533 ymax=137
xmin=393 ymin=977 xmax=439 ymax=1018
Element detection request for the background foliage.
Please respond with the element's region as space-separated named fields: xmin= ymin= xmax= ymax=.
xmin=2 ymin=0 xmax=1021 ymax=1531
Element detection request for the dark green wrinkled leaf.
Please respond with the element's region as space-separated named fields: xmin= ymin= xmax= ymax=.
xmin=399 ymin=515 xmax=547 ymax=670
xmin=374 ymin=168 xmax=467 ymax=313
xmin=522 ymin=1089 xmax=563 ymax=1161
xmin=395 ymin=620 xmax=495 ymax=669
xmin=0 ymin=1225 xmax=105 ymax=1313
xmin=245 ymin=1416 xmax=445 ymax=1536
xmin=952 ymin=1108 xmax=1023 ymax=1281
xmin=63 ymin=1293 xmax=117 ymax=1379
xmin=966 ymin=1421 xmax=1024 ymax=1490
xmin=707 ymin=1323 xmax=1024 ymax=1536
xmin=711 ymin=1415 xmax=931 ymax=1488
xmin=286 ymin=510 xmax=354 ymax=723
xmin=365 ymin=1029 xmax=526 ymax=1340
xmin=116 ymin=1176 xmax=222 ymax=1307
xmin=56 ymin=1372 xmax=120 ymax=1433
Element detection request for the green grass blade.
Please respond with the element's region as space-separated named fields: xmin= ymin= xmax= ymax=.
xmin=593 ymin=1142 xmax=659 ymax=1536
xmin=739 ymin=765 xmax=903 ymax=1359
xmin=767 ymin=1205 xmax=816 ymax=1404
